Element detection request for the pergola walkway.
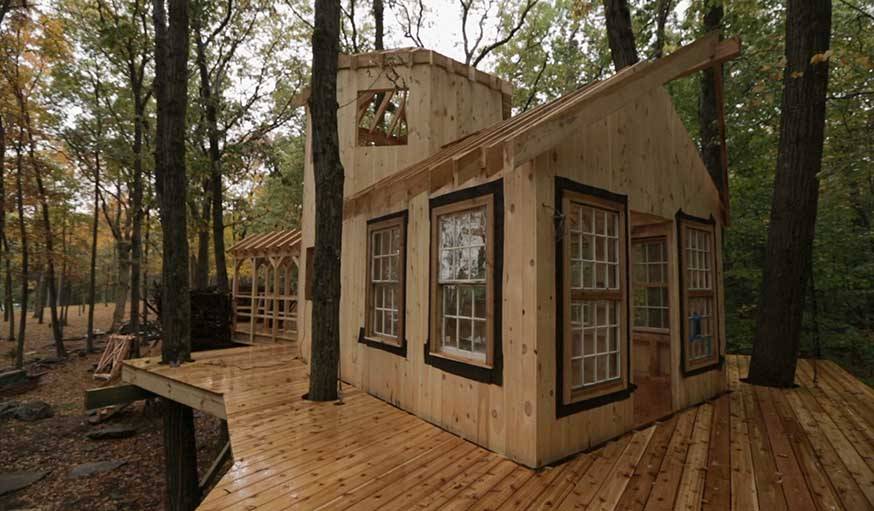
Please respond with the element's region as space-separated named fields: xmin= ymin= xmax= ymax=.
xmin=122 ymin=346 xmax=874 ymax=511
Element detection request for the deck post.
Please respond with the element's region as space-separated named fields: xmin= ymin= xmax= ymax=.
xmin=272 ymin=257 xmax=281 ymax=343
xmin=249 ymin=257 xmax=257 ymax=343
xmin=231 ymin=257 xmax=239 ymax=337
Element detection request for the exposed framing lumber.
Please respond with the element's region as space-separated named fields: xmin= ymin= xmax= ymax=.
xmin=85 ymin=384 xmax=156 ymax=410
xmin=342 ymin=33 xmax=741 ymax=218
xmin=199 ymin=441 xmax=231 ymax=491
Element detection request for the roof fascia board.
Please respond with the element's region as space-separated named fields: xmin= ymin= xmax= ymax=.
xmin=510 ymin=33 xmax=739 ymax=165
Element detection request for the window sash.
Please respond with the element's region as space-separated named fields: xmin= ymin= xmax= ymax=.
xmin=430 ymin=195 xmax=495 ymax=368
xmin=562 ymin=192 xmax=628 ymax=404
xmin=365 ymin=218 xmax=405 ymax=347
xmin=632 ymin=238 xmax=670 ymax=330
xmin=680 ymin=221 xmax=719 ymax=371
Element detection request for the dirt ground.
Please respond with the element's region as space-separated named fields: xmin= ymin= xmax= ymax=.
xmin=0 ymin=305 xmax=225 ymax=511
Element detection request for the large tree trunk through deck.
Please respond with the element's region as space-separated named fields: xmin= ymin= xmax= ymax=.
xmin=698 ymin=0 xmax=724 ymax=192
xmin=154 ymin=0 xmax=199 ymax=509
xmin=748 ymin=0 xmax=832 ymax=388
xmin=602 ymin=0 xmax=639 ymax=71
xmin=308 ymin=0 xmax=344 ymax=402
xmin=0 ymin=115 xmax=7 ymax=335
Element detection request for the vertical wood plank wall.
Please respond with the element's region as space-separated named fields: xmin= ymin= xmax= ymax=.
xmin=533 ymin=87 xmax=726 ymax=465
xmin=300 ymin=53 xmax=726 ymax=468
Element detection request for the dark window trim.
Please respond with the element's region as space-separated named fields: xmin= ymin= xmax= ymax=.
xmin=676 ymin=209 xmax=723 ymax=377
xmin=425 ymin=179 xmax=503 ymax=385
xmin=555 ymin=177 xmax=635 ymax=418
xmin=359 ymin=210 xmax=408 ymax=358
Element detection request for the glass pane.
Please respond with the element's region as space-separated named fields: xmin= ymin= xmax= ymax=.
xmin=459 ymin=320 xmax=473 ymax=352
xmin=460 ymin=287 xmax=473 ymax=317
xmin=584 ymin=358 xmax=595 ymax=384
xmin=473 ymin=286 xmax=487 ymax=320
xmin=572 ymin=359 xmax=583 ymax=388
xmin=443 ymin=318 xmax=457 ymax=348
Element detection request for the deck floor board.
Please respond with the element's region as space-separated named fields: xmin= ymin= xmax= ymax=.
xmin=122 ymin=348 xmax=874 ymax=510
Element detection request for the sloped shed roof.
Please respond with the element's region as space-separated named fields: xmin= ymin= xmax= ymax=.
xmin=229 ymin=229 xmax=302 ymax=258
xmin=345 ymin=33 xmax=740 ymax=218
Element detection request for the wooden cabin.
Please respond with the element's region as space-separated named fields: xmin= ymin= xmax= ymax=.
xmin=298 ymin=34 xmax=739 ymax=468
xmin=229 ymin=229 xmax=301 ymax=344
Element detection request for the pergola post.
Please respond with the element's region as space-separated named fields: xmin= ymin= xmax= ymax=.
xmin=272 ymin=257 xmax=282 ymax=343
xmin=249 ymin=257 xmax=257 ymax=344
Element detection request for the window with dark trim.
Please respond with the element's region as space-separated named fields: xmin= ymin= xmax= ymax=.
xmin=632 ymin=238 xmax=669 ymax=331
xmin=555 ymin=178 xmax=633 ymax=416
xmin=361 ymin=211 xmax=407 ymax=356
xmin=426 ymin=180 xmax=503 ymax=385
xmin=677 ymin=212 xmax=721 ymax=375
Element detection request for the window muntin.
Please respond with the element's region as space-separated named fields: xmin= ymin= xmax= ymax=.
xmin=685 ymin=227 xmax=714 ymax=361
xmin=569 ymin=300 xmax=620 ymax=388
xmin=562 ymin=193 xmax=627 ymax=403
xmin=430 ymin=196 xmax=494 ymax=367
xmin=569 ymin=204 xmax=620 ymax=291
xmin=633 ymin=239 xmax=669 ymax=330
xmin=357 ymin=88 xmax=409 ymax=146
xmin=365 ymin=216 xmax=405 ymax=347
xmin=680 ymin=221 xmax=719 ymax=370
xmin=437 ymin=206 xmax=488 ymax=362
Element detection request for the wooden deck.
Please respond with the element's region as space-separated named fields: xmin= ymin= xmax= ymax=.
xmin=122 ymin=346 xmax=874 ymax=511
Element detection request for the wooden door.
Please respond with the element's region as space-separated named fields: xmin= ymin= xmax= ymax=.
xmin=631 ymin=235 xmax=672 ymax=423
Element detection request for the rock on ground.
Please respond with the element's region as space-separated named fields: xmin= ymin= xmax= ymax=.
xmin=86 ymin=425 xmax=137 ymax=440
xmin=0 ymin=471 xmax=48 ymax=496
xmin=67 ymin=461 xmax=127 ymax=479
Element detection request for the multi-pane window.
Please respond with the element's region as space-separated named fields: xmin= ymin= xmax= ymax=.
xmin=633 ymin=239 xmax=669 ymax=330
xmin=365 ymin=216 xmax=405 ymax=347
xmin=562 ymin=191 xmax=627 ymax=403
xmin=680 ymin=220 xmax=719 ymax=371
xmin=431 ymin=196 xmax=494 ymax=367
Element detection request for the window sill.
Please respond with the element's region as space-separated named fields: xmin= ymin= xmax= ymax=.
xmin=358 ymin=328 xmax=406 ymax=357
xmin=557 ymin=380 xmax=635 ymax=418
xmin=424 ymin=342 xmax=501 ymax=385
xmin=682 ymin=355 xmax=723 ymax=377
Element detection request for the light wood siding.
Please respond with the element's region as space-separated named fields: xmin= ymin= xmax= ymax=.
xmin=303 ymin=67 xmax=725 ymax=467
xmin=534 ymin=87 xmax=726 ymax=465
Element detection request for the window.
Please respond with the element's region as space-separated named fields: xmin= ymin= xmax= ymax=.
xmin=678 ymin=213 xmax=720 ymax=374
xmin=363 ymin=212 xmax=407 ymax=354
xmin=427 ymin=181 xmax=503 ymax=384
xmin=558 ymin=180 xmax=629 ymax=409
xmin=357 ymin=88 xmax=408 ymax=146
xmin=632 ymin=239 xmax=669 ymax=330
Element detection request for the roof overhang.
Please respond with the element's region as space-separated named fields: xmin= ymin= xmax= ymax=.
xmin=344 ymin=32 xmax=740 ymax=220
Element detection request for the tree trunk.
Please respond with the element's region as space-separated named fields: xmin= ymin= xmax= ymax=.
xmin=748 ymin=0 xmax=832 ymax=387
xmin=154 ymin=0 xmax=199 ymax=508
xmin=373 ymin=0 xmax=384 ymax=50
xmin=308 ymin=0 xmax=344 ymax=402
xmin=192 ymin=14 xmax=228 ymax=292
xmin=602 ymin=0 xmax=639 ymax=70
xmin=652 ymin=0 xmax=672 ymax=58
xmin=130 ymin=94 xmax=146 ymax=354
xmin=14 ymin=127 xmax=27 ymax=369
xmin=86 ymin=131 xmax=100 ymax=353
xmin=143 ymin=211 xmax=151 ymax=324
xmin=161 ymin=399 xmax=200 ymax=510
xmin=4 ymin=240 xmax=12 ymax=340
xmin=697 ymin=0 xmax=723 ymax=191
xmin=34 ymin=270 xmax=44 ymax=321
xmin=194 ymin=190 xmax=210 ymax=289
xmin=112 ymin=239 xmax=131 ymax=330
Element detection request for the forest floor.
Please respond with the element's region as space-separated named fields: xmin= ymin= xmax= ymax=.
xmin=0 ymin=305 xmax=225 ymax=511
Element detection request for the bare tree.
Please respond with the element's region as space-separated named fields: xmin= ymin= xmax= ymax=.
xmin=388 ymin=0 xmax=425 ymax=47
xmin=748 ymin=0 xmax=833 ymax=387
xmin=459 ymin=0 xmax=538 ymax=68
